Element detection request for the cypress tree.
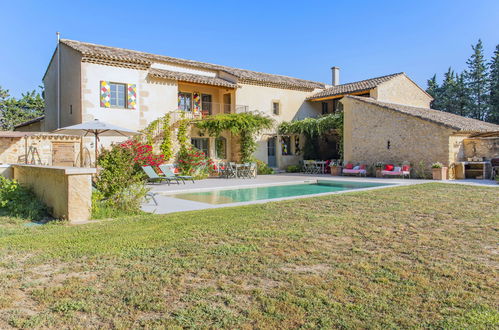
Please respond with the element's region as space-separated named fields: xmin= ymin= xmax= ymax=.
xmin=455 ymin=72 xmax=470 ymax=117
xmin=440 ymin=68 xmax=458 ymax=113
xmin=488 ymin=44 xmax=499 ymax=124
xmin=426 ymin=74 xmax=442 ymax=109
xmin=464 ymin=39 xmax=489 ymax=121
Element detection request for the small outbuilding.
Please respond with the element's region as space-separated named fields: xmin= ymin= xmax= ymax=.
xmin=341 ymin=95 xmax=499 ymax=178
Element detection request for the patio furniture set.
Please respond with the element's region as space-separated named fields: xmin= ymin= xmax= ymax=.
xmin=302 ymin=160 xmax=328 ymax=174
xmin=304 ymin=160 xmax=412 ymax=178
xmin=216 ymin=162 xmax=257 ymax=179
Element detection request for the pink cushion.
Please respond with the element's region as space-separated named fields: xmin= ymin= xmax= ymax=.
xmin=384 ymin=164 xmax=394 ymax=171
xmin=345 ymin=163 xmax=354 ymax=169
xmin=382 ymin=170 xmax=403 ymax=175
xmin=343 ymin=169 xmax=366 ymax=174
xmin=402 ymin=165 xmax=410 ymax=172
xmin=360 ymin=164 xmax=366 ymax=170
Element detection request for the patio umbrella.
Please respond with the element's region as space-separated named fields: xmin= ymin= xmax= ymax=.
xmin=53 ymin=119 xmax=141 ymax=166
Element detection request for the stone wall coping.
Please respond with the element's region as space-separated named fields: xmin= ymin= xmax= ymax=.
xmin=13 ymin=164 xmax=96 ymax=175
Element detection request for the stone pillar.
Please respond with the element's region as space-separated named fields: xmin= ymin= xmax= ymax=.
xmin=13 ymin=165 xmax=96 ymax=223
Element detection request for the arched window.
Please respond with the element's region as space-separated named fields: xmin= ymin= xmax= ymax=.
xmin=215 ymin=136 xmax=227 ymax=159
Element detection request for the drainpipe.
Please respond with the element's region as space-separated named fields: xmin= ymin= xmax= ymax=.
xmin=56 ymin=32 xmax=61 ymax=129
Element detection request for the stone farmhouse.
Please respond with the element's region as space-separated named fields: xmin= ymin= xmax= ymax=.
xmin=13 ymin=39 xmax=499 ymax=173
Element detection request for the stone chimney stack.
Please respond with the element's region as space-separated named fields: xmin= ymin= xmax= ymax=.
xmin=331 ymin=66 xmax=340 ymax=86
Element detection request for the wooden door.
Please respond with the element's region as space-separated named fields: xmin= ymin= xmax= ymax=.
xmin=52 ymin=142 xmax=75 ymax=166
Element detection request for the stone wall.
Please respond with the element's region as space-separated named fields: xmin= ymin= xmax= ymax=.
xmin=13 ymin=165 xmax=95 ymax=222
xmin=0 ymin=134 xmax=81 ymax=166
xmin=342 ymin=97 xmax=456 ymax=168
xmin=371 ymin=74 xmax=433 ymax=108
xmin=463 ymin=137 xmax=499 ymax=160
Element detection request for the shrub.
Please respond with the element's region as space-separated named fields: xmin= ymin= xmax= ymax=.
xmin=414 ymin=160 xmax=430 ymax=179
xmin=431 ymin=162 xmax=444 ymax=168
xmin=0 ymin=176 xmax=49 ymax=220
xmin=255 ymin=159 xmax=274 ymax=175
xmin=176 ymin=147 xmax=215 ymax=179
xmin=286 ymin=165 xmax=301 ymax=173
xmin=119 ymin=140 xmax=164 ymax=174
xmin=95 ymin=144 xmax=149 ymax=216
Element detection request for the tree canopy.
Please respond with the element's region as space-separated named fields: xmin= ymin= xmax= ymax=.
xmin=0 ymin=86 xmax=45 ymax=130
xmin=426 ymin=39 xmax=498 ymax=123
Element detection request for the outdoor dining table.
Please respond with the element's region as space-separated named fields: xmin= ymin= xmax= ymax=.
xmin=303 ymin=160 xmax=327 ymax=174
xmin=313 ymin=161 xmax=327 ymax=174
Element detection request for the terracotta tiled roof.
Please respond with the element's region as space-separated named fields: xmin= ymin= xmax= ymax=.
xmin=148 ymin=68 xmax=238 ymax=88
xmin=307 ymin=73 xmax=404 ymax=100
xmin=344 ymin=96 xmax=499 ymax=133
xmin=60 ymin=39 xmax=325 ymax=90
xmin=13 ymin=116 xmax=44 ymax=129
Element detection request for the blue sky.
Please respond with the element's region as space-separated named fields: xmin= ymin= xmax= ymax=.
xmin=1 ymin=0 xmax=498 ymax=97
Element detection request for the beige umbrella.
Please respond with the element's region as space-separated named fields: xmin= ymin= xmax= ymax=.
xmin=53 ymin=119 xmax=140 ymax=166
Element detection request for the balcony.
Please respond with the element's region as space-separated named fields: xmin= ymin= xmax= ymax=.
xmin=177 ymin=102 xmax=250 ymax=118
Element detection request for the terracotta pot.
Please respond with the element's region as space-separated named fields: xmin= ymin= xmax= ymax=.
xmin=330 ymin=166 xmax=342 ymax=176
xmin=432 ymin=167 xmax=448 ymax=180
xmin=375 ymin=168 xmax=383 ymax=178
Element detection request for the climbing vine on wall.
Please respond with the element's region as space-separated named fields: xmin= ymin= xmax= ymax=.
xmin=160 ymin=113 xmax=173 ymax=160
xmin=177 ymin=117 xmax=190 ymax=152
xmin=195 ymin=112 xmax=273 ymax=162
xmin=279 ymin=113 xmax=343 ymax=159
xmin=143 ymin=118 xmax=160 ymax=146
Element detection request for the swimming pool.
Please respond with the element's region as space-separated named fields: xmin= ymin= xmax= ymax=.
xmin=169 ymin=180 xmax=391 ymax=205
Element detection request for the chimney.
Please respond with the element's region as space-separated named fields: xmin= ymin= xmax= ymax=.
xmin=331 ymin=66 xmax=340 ymax=86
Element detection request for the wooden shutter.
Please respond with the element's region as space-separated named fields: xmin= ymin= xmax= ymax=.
xmin=52 ymin=142 xmax=75 ymax=166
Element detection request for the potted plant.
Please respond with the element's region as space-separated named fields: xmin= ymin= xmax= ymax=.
xmin=329 ymin=160 xmax=342 ymax=176
xmin=431 ymin=162 xmax=448 ymax=180
xmin=374 ymin=162 xmax=384 ymax=178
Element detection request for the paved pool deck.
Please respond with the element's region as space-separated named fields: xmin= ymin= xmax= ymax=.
xmin=141 ymin=174 xmax=497 ymax=215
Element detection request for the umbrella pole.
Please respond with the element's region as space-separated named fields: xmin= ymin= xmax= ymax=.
xmin=94 ymin=132 xmax=98 ymax=168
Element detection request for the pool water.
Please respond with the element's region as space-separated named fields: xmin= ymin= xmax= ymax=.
xmin=169 ymin=180 xmax=390 ymax=205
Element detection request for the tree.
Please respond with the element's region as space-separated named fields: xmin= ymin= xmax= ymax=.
xmin=0 ymin=87 xmax=45 ymax=130
xmin=454 ymin=72 xmax=470 ymax=117
xmin=488 ymin=44 xmax=499 ymax=124
xmin=464 ymin=39 xmax=489 ymax=121
xmin=426 ymin=74 xmax=443 ymax=109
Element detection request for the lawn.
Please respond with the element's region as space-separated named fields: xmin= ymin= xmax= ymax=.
xmin=0 ymin=183 xmax=497 ymax=328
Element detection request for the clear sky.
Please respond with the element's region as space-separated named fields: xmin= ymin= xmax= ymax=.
xmin=1 ymin=0 xmax=498 ymax=97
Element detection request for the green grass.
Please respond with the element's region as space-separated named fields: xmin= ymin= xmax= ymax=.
xmin=0 ymin=183 xmax=498 ymax=328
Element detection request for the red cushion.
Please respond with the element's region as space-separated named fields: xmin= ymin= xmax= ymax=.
xmin=345 ymin=163 xmax=354 ymax=169
xmin=384 ymin=164 xmax=394 ymax=171
xmin=360 ymin=164 xmax=366 ymax=170
xmin=402 ymin=165 xmax=410 ymax=172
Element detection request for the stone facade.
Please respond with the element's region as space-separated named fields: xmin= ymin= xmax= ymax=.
xmin=463 ymin=137 xmax=499 ymax=160
xmin=371 ymin=74 xmax=433 ymax=108
xmin=342 ymin=97 xmax=458 ymax=168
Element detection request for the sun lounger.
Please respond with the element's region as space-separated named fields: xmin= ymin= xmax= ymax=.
xmin=159 ymin=164 xmax=195 ymax=184
xmin=141 ymin=165 xmax=180 ymax=185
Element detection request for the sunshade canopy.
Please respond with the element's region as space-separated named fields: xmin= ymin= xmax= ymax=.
xmin=53 ymin=119 xmax=140 ymax=137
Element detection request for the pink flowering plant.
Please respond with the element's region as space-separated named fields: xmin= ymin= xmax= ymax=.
xmin=176 ymin=147 xmax=216 ymax=179
xmin=119 ymin=140 xmax=165 ymax=173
